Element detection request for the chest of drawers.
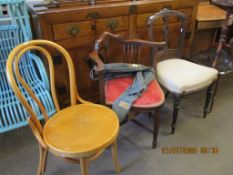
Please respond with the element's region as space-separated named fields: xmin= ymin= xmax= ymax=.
xmin=27 ymin=0 xmax=198 ymax=106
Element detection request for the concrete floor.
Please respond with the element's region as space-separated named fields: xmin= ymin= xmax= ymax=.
xmin=1 ymin=76 xmax=233 ymax=175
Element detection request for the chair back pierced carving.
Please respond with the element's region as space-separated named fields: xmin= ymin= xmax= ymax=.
xmin=147 ymin=8 xmax=187 ymax=59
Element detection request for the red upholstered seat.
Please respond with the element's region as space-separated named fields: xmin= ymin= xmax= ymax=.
xmin=105 ymin=77 xmax=165 ymax=108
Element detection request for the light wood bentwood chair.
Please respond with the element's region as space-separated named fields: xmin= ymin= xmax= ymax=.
xmin=6 ymin=40 xmax=120 ymax=175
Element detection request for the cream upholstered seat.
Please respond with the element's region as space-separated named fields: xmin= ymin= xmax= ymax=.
xmin=157 ymin=59 xmax=218 ymax=94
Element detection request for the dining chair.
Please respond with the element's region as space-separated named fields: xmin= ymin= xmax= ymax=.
xmin=89 ymin=31 xmax=165 ymax=148
xmin=147 ymin=8 xmax=219 ymax=134
xmin=6 ymin=40 xmax=120 ymax=175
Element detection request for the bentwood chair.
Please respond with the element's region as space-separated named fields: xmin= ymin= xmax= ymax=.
xmin=147 ymin=9 xmax=219 ymax=134
xmin=89 ymin=32 xmax=165 ymax=148
xmin=6 ymin=40 xmax=120 ymax=175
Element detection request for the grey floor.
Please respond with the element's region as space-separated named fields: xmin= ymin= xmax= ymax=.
xmin=1 ymin=76 xmax=233 ymax=175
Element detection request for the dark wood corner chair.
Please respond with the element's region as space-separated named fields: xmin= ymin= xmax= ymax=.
xmin=89 ymin=32 xmax=166 ymax=148
xmin=147 ymin=8 xmax=219 ymax=134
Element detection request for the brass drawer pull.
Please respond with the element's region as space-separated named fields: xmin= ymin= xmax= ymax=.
xmin=107 ymin=19 xmax=119 ymax=31
xmin=67 ymin=26 xmax=80 ymax=37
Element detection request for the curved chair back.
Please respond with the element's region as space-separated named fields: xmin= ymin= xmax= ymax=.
xmin=147 ymin=8 xmax=187 ymax=59
xmin=93 ymin=32 xmax=165 ymax=66
xmin=6 ymin=40 xmax=84 ymax=147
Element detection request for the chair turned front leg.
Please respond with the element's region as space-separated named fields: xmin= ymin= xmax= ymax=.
xmin=111 ymin=141 xmax=121 ymax=174
xmin=171 ymin=97 xmax=181 ymax=135
xmin=80 ymin=158 xmax=89 ymax=175
xmin=203 ymin=82 xmax=215 ymax=118
xmin=165 ymin=92 xmax=170 ymax=99
xmin=153 ymin=108 xmax=161 ymax=149
xmin=208 ymin=79 xmax=219 ymax=114
xmin=37 ymin=145 xmax=47 ymax=175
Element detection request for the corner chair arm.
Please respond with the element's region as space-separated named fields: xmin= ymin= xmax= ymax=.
xmin=94 ymin=31 xmax=122 ymax=50
xmin=88 ymin=50 xmax=104 ymax=72
xmin=125 ymin=39 xmax=167 ymax=48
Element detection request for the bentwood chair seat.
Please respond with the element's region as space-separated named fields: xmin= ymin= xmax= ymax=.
xmin=43 ymin=104 xmax=119 ymax=159
xmin=6 ymin=40 xmax=120 ymax=175
xmin=147 ymin=8 xmax=218 ymax=134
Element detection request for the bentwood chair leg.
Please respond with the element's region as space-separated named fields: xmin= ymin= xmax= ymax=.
xmin=111 ymin=140 xmax=121 ymax=173
xmin=171 ymin=97 xmax=181 ymax=135
xmin=37 ymin=145 xmax=47 ymax=175
xmin=153 ymin=108 xmax=161 ymax=149
xmin=80 ymin=158 xmax=89 ymax=175
xmin=41 ymin=149 xmax=48 ymax=173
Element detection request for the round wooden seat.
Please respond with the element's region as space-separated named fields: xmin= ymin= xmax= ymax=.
xmin=43 ymin=104 xmax=119 ymax=158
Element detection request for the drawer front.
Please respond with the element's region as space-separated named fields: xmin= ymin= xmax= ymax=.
xmin=52 ymin=21 xmax=92 ymax=41
xmin=137 ymin=8 xmax=193 ymax=29
xmin=95 ymin=16 xmax=129 ymax=34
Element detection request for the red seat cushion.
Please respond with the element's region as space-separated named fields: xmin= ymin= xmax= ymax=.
xmin=105 ymin=77 xmax=164 ymax=108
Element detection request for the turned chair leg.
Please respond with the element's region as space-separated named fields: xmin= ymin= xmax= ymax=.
xmin=80 ymin=158 xmax=89 ymax=175
xmin=203 ymin=81 xmax=216 ymax=118
xmin=111 ymin=140 xmax=121 ymax=174
xmin=208 ymin=79 xmax=219 ymax=114
xmin=37 ymin=145 xmax=47 ymax=175
xmin=165 ymin=91 xmax=170 ymax=99
xmin=171 ymin=96 xmax=181 ymax=135
xmin=152 ymin=108 xmax=161 ymax=149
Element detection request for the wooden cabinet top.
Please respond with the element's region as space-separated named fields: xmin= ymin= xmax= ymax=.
xmin=27 ymin=0 xmax=198 ymax=15
xmin=196 ymin=2 xmax=233 ymax=29
xmin=197 ymin=2 xmax=230 ymax=21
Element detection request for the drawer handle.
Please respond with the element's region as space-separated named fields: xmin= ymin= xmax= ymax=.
xmin=67 ymin=26 xmax=80 ymax=37
xmin=107 ymin=19 xmax=119 ymax=31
